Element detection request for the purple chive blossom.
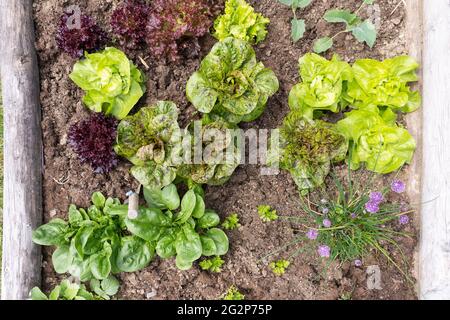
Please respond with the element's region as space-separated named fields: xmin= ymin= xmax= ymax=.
xmin=322 ymin=207 xmax=329 ymax=214
xmin=323 ymin=219 xmax=332 ymax=228
xmin=306 ymin=229 xmax=319 ymax=240
xmin=318 ymin=245 xmax=331 ymax=258
xmin=354 ymin=259 xmax=363 ymax=267
xmin=391 ymin=180 xmax=406 ymax=194
xmin=399 ymin=215 xmax=410 ymax=225
xmin=350 ymin=212 xmax=357 ymax=219
xmin=365 ymin=200 xmax=380 ymax=213
xmin=369 ymin=192 xmax=384 ymax=204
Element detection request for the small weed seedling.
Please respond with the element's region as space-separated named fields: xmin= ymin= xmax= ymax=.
xmin=199 ymin=256 xmax=225 ymax=273
xmin=258 ymin=205 xmax=279 ymax=222
xmin=221 ymin=213 xmax=241 ymax=230
xmin=222 ymin=286 xmax=245 ymax=300
xmin=314 ymin=0 xmax=377 ymax=53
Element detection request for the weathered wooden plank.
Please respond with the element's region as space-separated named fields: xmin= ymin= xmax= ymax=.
xmin=0 ymin=1 xmax=43 ymax=299
xmin=419 ymin=0 xmax=450 ymax=300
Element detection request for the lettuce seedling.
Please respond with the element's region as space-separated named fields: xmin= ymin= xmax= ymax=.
xmin=222 ymin=286 xmax=245 ymax=300
xmin=127 ymin=185 xmax=230 ymax=270
xmin=56 ymin=12 xmax=108 ymax=58
xmin=221 ymin=213 xmax=240 ymax=230
xmin=32 ymin=192 xmax=154 ymax=281
xmin=68 ymin=113 xmax=119 ymax=173
xmin=177 ymin=119 xmax=241 ymax=185
xmin=345 ymin=56 xmax=421 ymax=114
xmin=69 ymin=47 xmax=146 ymax=120
xmin=146 ymin=0 xmax=213 ymax=61
xmin=336 ymin=109 xmax=416 ymax=174
xmin=268 ymin=111 xmax=347 ymax=193
xmin=257 ymin=205 xmax=278 ymax=222
xmin=115 ymin=101 xmax=182 ymax=189
xmin=314 ymin=0 xmax=377 ymax=53
xmin=199 ymin=256 xmax=225 ymax=273
xmin=213 ymin=0 xmax=270 ymax=44
xmin=288 ymin=53 xmax=352 ymax=120
xmin=269 ymin=259 xmax=290 ymax=276
xmin=186 ymin=37 xmax=279 ymax=124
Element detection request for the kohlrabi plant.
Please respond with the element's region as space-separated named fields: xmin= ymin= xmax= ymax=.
xmin=186 ymin=37 xmax=279 ymax=124
xmin=261 ymin=168 xmax=414 ymax=282
xmin=146 ymin=0 xmax=213 ymax=61
xmin=344 ymin=56 xmax=421 ymax=114
xmin=126 ymin=184 xmax=230 ymax=270
xmin=314 ymin=0 xmax=377 ymax=54
xmin=114 ymin=101 xmax=182 ymax=190
xmin=176 ymin=119 xmax=241 ymax=186
xmin=277 ymin=0 xmax=313 ymax=43
xmin=56 ymin=12 xmax=108 ymax=58
xmin=213 ymin=0 xmax=270 ymax=44
xmin=30 ymin=276 xmax=119 ymax=300
xmin=69 ymin=47 xmax=146 ymax=120
xmin=336 ymin=109 xmax=416 ymax=174
xmin=288 ymin=53 xmax=353 ymax=120
xmin=32 ymin=192 xmax=154 ymax=282
xmin=268 ymin=111 xmax=347 ymax=194
xmin=68 ymin=113 xmax=119 ymax=174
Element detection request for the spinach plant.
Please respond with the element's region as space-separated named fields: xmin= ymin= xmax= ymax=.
xmin=126 ymin=184 xmax=230 ymax=270
xmin=32 ymin=192 xmax=154 ymax=282
xmin=30 ymin=276 xmax=119 ymax=300
xmin=277 ymin=0 xmax=313 ymax=43
xmin=314 ymin=0 xmax=377 ymax=53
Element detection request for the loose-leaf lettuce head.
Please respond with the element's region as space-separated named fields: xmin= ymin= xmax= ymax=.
xmin=345 ymin=56 xmax=421 ymax=113
xmin=269 ymin=111 xmax=347 ymax=193
xmin=177 ymin=120 xmax=241 ymax=185
xmin=186 ymin=37 xmax=279 ymax=124
xmin=115 ymin=101 xmax=182 ymax=189
xmin=337 ymin=109 xmax=416 ymax=174
xmin=69 ymin=47 xmax=146 ymax=120
xmin=288 ymin=53 xmax=353 ymax=120
xmin=213 ymin=0 xmax=270 ymax=44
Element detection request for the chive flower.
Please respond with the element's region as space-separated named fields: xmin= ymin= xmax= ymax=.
xmin=306 ymin=229 xmax=318 ymax=240
xmin=318 ymin=245 xmax=331 ymax=258
xmin=391 ymin=180 xmax=406 ymax=194
xmin=322 ymin=219 xmax=332 ymax=228
xmin=399 ymin=215 xmax=410 ymax=225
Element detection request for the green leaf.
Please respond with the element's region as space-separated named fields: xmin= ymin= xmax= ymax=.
xmin=200 ymin=235 xmax=218 ymax=256
xmin=351 ymin=20 xmax=377 ymax=48
xmin=278 ymin=0 xmax=293 ymax=5
xmin=32 ymin=218 xmax=69 ymax=246
xmin=125 ymin=208 xmax=171 ymax=242
xmin=48 ymin=286 xmax=62 ymax=300
xmin=91 ymin=192 xmax=106 ymax=209
xmin=204 ymin=228 xmax=229 ymax=256
xmin=191 ymin=194 xmax=205 ymax=219
xmin=291 ymin=19 xmax=306 ymax=43
xmin=323 ymin=9 xmax=358 ymax=26
xmin=101 ymin=275 xmax=120 ymax=296
xmin=68 ymin=205 xmax=84 ymax=225
xmin=175 ymin=225 xmax=202 ymax=264
xmin=175 ymin=190 xmax=197 ymax=224
xmin=197 ymin=210 xmax=221 ymax=229
xmin=364 ymin=0 xmax=375 ymax=4
xmin=60 ymin=280 xmax=80 ymax=300
xmin=115 ymin=236 xmax=154 ymax=272
xmin=30 ymin=287 xmax=48 ymax=300
xmin=52 ymin=245 xmax=73 ymax=274
xmin=313 ymin=37 xmax=333 ymax=53
xmin=293 ymin=0 xmax=312 ymax=9
xmin=90 ymin=245 xmax=112 ymax=280
xmin=156 ymin=231 xmax=177 ymax=259
xmin=161 ymin=184 xmax=180 ymax=210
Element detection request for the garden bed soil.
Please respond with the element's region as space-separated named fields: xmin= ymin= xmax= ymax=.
xmin=33 ymin=0 xmax=418 ymax=299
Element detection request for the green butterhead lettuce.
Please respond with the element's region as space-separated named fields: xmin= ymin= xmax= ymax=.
xmin=115 ymin=101 xmax=182 ymax=189
xmin=345 ymin=56 xmax=421 ymax=113
xmin=268 ymin=110 xmax=348 ymax=193
xmin=70 ymin=47 xmax=146 ymax=119
xmin=288 ymin=53 xmax=353 ymax=120
xmin=213 ymin=0 xmax=270 ymax=44
xmin=337 ymin=109 xmax=416 ymax=174
xmin=186 ymin=37 xmax=279 ymax=124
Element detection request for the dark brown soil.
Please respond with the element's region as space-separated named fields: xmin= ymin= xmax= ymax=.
xmin=33 ymin=0 xmax=417 ymax=299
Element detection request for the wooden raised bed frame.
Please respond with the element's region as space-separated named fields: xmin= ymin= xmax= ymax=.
xmin=1 ymin=0 xmax=449 ymax=300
